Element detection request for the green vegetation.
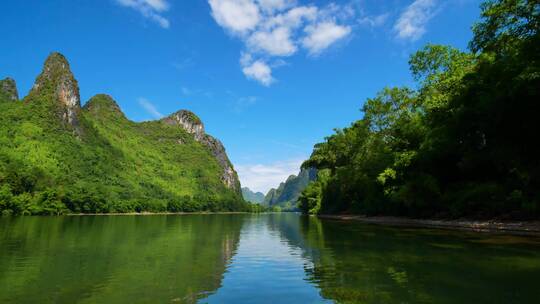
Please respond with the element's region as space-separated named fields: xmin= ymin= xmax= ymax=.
xmin=2 ymin=213 xmax=540 ymax=303
xmin=300 ymin=0 xmax=540 ymax=219
xmin=242 ymin=187 xmax=265 ymax=204
xmin=294 ymin=214 xmax=540 ymax=303
xmin=264 ymin=168 xmax=317 ymax=211
xmin=0 ymin=77 xmax=18 ymax=101
xmin=248 ymin=203 xmax=270 ymax=213
xmin=185 ymin=110 xmax=202 ymax=125
xmin=0 ymin=215 xmax=245 ymax=303
xmin=0 ymin=54 xmax=248 ymax=215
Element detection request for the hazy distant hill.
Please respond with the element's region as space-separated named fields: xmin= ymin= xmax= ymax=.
xmin=241 ymin=187 xmax=265 ymax=204
xmin=264 ymin=168 xmax=317 ymax=210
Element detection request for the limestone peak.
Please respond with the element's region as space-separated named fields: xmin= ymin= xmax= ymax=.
xmin=30 ymin=52 xmax=81 ymax=130
xmin=44 ymin=52 xmax=70 ymax=69
xmin=83 ymin=94 xmax=124 ymax=116
xmin=162 ymin=110 xmax=205 ymax=141
xmin=161 ymin=109 xmax=241 ymax=193
xmin=0 ymin=77 xmax=19 ymax=101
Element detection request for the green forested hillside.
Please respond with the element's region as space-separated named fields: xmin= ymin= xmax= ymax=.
xmin=264 ymin=168 xmax=317 ymax=210
xmin=242 ymin=187 xmax=265 ymax=204
xmin=299 ymin=0 xmax=540 ymax=219
xmin=0 ymin=53 xmax=247 ymax=215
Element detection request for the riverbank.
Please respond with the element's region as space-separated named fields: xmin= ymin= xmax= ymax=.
xmin=66 ymin=211 xmax=250 ymax=216
xmin=318 ymin=215 xmax=540 ymax=236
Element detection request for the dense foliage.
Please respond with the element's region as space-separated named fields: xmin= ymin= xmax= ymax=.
xmin=0 ymin=60 xmax=249 ymax=215
xmin=300 ymin=0 xmax=540 ymax=219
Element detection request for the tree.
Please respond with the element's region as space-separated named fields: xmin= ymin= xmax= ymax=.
xmin=299 ymin=0 xmax=540 ymax=218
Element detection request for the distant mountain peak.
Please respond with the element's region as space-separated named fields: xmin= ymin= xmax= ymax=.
xmin=0 ymin=77 xmax=18 ymax=101
xmin=241 ymin=187 xmax=265 ymax=204
xmin=45 ymin=51 xmax=69 ymax=65
xmin=29 ymin=52 xmax=81 ymax=132
xmin=162 ymin=110 xmax=205 ymax=141
xmin=83 ymin=94 xmax=126 ymax=119
xmin=162 ymin=109 xmax=241 ymax=193
xmin=263 ymin=168 xmax=317 ymax=209
xmin=33 ymin=52 xmax=79 ymax=101
xmin=285 ymin=174 xmax=297 ymax=183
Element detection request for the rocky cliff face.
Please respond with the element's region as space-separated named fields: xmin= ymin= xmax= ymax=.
xmin=29 ymin=52 xmax=81 ymax=132
xmin=0 ymin=77 xmax=19 ymax=101
xmin=264 ymin=184 xmax=284 ymax=206
xmin=162 ymin=110 xmax=241 ymax=193
xmin=264 ymin=168 xmax=317 ymax=208
xmin=163 ymin=110 xmax=205 ymax=141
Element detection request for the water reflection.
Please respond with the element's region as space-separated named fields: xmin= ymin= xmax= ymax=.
xmin=295 ymin=215 xmax=540 ymax=304
xmin=1 ymin=214 xmax=540 ymax=304
xmin=202 ymin=214 xmax=331 ymax=303
xmin=0 ymin=215 xmax=245 ymax=303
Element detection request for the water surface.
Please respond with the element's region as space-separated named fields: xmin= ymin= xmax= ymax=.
xmin=1 ymin=214 xmax=539 ymax=303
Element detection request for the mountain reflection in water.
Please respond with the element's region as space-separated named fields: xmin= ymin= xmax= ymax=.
xmin=1 ymin=214 xmax=540 ymax=304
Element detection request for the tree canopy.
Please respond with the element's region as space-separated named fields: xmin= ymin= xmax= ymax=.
xmin=299 ymin=0 xmax=540 ymax=219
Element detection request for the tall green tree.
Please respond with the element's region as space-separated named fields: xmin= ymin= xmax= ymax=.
xmin=300 ymin=0 xmax=540 ymax=218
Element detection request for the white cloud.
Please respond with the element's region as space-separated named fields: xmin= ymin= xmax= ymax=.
xmin=248 ymin=27 xmax=296 ymax=56
xmin=208 ymin=0 xmax=261 ymax=34
xmin=358 ymin=13 xmax=389 ymax=28
xmin=242 ymin=59 xmax=274 ymax=86
xmin=138 ymin=97 xmax=163 ymax=119
xmin=208 ymin=1 xmax=354 ymax=85
xmin=262 ymin=6 xmax=318 ymax=30
xmin=302 ymin=22 xmax=351 ymax=55
xmin=117 ymin=0 xmax=169 ymax=12
xmin=236 ymin=158 xmax=304 ymax=193
xmin=144 ymin=0 xmax=169 ymax=11
xmin=394 ymin=0 xmax=437 ymax=41
xmin=116 ymin=0 xmax=170 ymax=28
xmin=256 ymin=0 xmax=294 ymax=13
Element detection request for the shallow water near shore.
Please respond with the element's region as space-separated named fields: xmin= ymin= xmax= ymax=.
xmin=1 ymin=213 xmax=539 ymax=303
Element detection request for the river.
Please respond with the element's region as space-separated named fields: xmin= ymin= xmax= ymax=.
xmin=1 ymin=213 xmax=539 ymax=303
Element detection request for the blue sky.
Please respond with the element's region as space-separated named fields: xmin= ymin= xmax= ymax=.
xmin=0 ymin=0 xmax=481 ymax=193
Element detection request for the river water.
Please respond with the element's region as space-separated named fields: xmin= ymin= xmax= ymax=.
xmin=1 ymin=213 xmax=539 ymax=303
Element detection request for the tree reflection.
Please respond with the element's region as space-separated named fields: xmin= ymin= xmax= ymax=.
xmin=285 ymin=215 xmax=540 ymax=303
xmin=0 ymin=215 xmax=246 ymax=303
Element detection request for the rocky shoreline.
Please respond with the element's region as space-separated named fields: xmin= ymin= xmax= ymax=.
xmin=318 ymin=215 xmax=540 ymax=237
